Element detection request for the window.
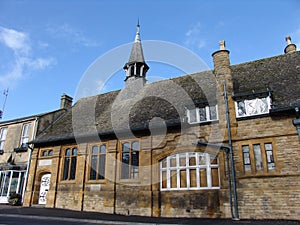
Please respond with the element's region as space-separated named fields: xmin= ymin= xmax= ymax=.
xmin=187 ymin=105 xmax=218 ymax=124
xmin=89 ymin=144 xmax=106 ymax=180
xmin=20 ymin=123 xmax=31 ymax=147
xmin=0 ymin=128 xmax=8 ymax=151
xmin=160 ymin=152 xmax=219 ymax=191
xmin=242 ymin=145 xmax=251 ymax=172
xmin=121 ymin=141 xmax=139 ymax=179
xmin=265 ymin=143 xmax=275 ymax=170
xmin=41 ymin=150 xmax=53 ymax=157
xmin=62 ymin=147 xmax=78 ymax=180
xmin=235 ymin=96 xmax=271 ymax=118
xmin=241 ymin=142 xmax=276 ymax=173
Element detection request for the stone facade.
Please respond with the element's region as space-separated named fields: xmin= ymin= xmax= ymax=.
xmin=23 ymin=31 xmax=300 ymax=220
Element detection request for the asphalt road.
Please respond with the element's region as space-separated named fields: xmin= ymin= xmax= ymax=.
xmin=0 ymin=216 xmax=111 ymax=225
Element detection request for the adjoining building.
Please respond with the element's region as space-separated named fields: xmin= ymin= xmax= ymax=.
xmin=0 ymin=94 xmax=72 ymax=204
xmin=24 ymin=25 xmax=300 ymax=220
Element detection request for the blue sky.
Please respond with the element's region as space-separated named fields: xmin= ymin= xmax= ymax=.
xmin=0 ymin=0 xmax=299 ymax=120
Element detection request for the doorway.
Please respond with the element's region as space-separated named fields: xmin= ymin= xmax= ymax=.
xmin=38 ymin=173 xmax=51 ymax=205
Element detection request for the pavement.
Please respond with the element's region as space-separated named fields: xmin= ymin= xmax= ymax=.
xmin=0 ymin=205 xmax=300 ymax=225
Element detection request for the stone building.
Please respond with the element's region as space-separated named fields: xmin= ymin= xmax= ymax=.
xmin=0 ymin=94 xmax=72 ymax=204
xmin=23 ymin=25 xmax=300 ymax=220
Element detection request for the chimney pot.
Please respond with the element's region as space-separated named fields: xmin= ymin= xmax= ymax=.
xmin=286 ymin=36 xmax=292 ymax=45
xmin=60 ymin=93 xmax=73 ymax=109
xmin=219 ymin=40 xmax=226 ymax=50
xmin=284 ymin=35 xmax=297 ymax=54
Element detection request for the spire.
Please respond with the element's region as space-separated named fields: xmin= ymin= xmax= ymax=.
xmin=124 ymin=22 xmax=149 ymax=83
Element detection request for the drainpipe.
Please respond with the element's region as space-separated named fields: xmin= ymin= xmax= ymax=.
xmin=293 ymin=107 xmax=300 ymax=143
xmin=22 ymin=117 xmax=38 ymax=203
xmin=224 ymin=82 xmax=239 ymax=220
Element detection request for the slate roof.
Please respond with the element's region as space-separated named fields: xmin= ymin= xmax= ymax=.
xmin=33 ymin=50 xmax=300 ymax=145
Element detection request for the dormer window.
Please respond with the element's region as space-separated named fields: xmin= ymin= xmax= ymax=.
xmin=187 ymin=105 xmax=218 ymax=124
xmin=235 ymin=96 xmax=271 ymax=118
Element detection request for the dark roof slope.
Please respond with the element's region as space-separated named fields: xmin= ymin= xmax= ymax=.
xmin=232 ymin=51 xmax=300 ymax=108
xmin=34 ymin=51 xmax=300 ymax=144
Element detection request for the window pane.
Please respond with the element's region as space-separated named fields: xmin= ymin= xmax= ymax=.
xmin=122 ymin=142 xmax=130 ymax=152
xmin=90 ymin=155 xmax=97 ymax=180
xmin=189 ymin=153 xmax=196 ymax=166
xmin=265 ymin=143 xmax=275 ymax=170
xmin=100 ymin=145 xmax=106 ymax=154
xmin=199 ymin=107 xmax=207 ymax=121
xmin=253 ymin=144 xmax=263 ymax=171
xmin=242 ymin=145 xmax=251 ymax=172
xmin=170 ymin=155 xmax=176 ymax=167
xmin=210 ymin=155 xmax=218 ymax=165
xmin=131 ymin=151 xmax=139 ymax=179
xmin=92 ymin=146 xmax=98 ymax=154
xmin=121 ymin=152 xmax=130 ymax=179
xmin=211 ymin=168 xmax=219 ymax=187
xmin=162 ymin=171 xmax=167 ymax=189
xmin=98 ymin=155 xmax=106 ymax=179
xmin=70 ymin=157 xmax=77 ymax=180
xmin=132 ymin=141 xmax=139 ymax=151
xmin=209 ymin=106 xmax=217 ymax=120
xmin=199 ymin=168 xmax=207 ymax=187
xmin=188 ymin=108 xmax=197 ymax=123
xmin=179 ymin=154 xmax=186 ymax=167
xmin=199 ymin=154 xmax=206 ymax=165
xmin=72 ymin=148 xmax=78 ymax=156
xmin=48 ymin=150 xmax=53 ymax=156
xmin=42 ymin=151 xmax=47 ymax=157
xmin=237 ymin=101 xmax=246 ymax=116
xmin=189 ymin=169 xmax=197 ymax=188
xmin=65 ymin=149 xmax=71 ymax=156
xmin=180 ymin=170 xmax=187 ymax=188
xmin=170 ymin=170 xmax=177 ymax=188
xmin=161 ymin=159 xmax=167 ymax=168
xmin=63 ymin=158 xmax=70 ymax=180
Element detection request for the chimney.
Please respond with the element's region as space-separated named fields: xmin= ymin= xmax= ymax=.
xmin=212 ymin=40 xmax=233 ymax=92
xmin=60 ymin=93 xmax=73 ymax=109
xmin=284 ymin=36 xmax=297 ymax=54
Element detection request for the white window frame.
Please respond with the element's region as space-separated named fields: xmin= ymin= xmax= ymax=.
xmin=235 ymin=96 xmax=271 ymax=118
xmin=187 ymin=105 xmax=218 ymax=124
xmin=160 ymin=152 xmax=220 ymax=191
xmin=20 ymin=123 xmax=31 ymax=147
xmin=0 ymin=128 xmax=7 ymax=151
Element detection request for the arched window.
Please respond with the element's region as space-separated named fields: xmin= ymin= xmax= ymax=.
xmin=62 ymin=147 xmax=78 ymax=180
xmin=48 ymin=150 xmax=53 ymax=156
xmin=121 ymin=141 xmax=139 ymax=179
xmin=160 ymin=152 xmax=219 ymax=190
xmin=89 ymin=144 xmax=106 ymax=180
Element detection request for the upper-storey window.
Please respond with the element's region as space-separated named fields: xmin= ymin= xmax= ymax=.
xmin=187 ymin=105 xmax=218 ymax=124
xmin=241 ymin=142 xmax=276 ymax=174
xmin=0 ymin=128 xmax=8 ymax=152
xmin=235 ymin=96 xmax=271 ymax=118
xmin=20 ymin=123 xmax=31 ymax=147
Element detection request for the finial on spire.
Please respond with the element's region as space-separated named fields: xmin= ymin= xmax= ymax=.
xmin=135 ymin=19 xmax=141 ymax=42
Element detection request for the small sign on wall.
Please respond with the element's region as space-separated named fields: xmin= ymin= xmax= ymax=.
xmin=38 ymin=159 xmax=52 ymax=166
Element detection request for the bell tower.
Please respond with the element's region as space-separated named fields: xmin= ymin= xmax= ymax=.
xmin=124 ymin=22 xmax=149 ymax=85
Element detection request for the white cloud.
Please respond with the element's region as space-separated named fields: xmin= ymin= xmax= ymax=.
xmin=0 ymin=26 xmax=55 ymax=89
xmin=0 ymin=26 xmax=31 ymax=54
xmin=184 ymin=22 xmax=206 ymax=50
xmin=46 ymin=23 xmax=100 ymax=47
